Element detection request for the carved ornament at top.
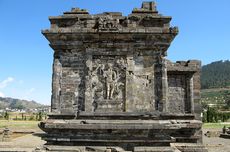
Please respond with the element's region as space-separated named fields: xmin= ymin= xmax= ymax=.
xmin=44 ymin=1 xmax=178 ymax=36
xmin=64 ymin=8 xmax=89 ymax=14
xmin=95 ymin=16 xmax=119 ymax=32
xmin=132 ymin=2 xmax=158 ymax=14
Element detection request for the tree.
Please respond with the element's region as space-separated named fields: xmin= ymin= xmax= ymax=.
xmin=206 ymin=107 xmax=217 ymax=123
xmin=4 ymin=112 xmax=9 ymax=120
xmin=38 ymin=112 xmax=43 ymax=121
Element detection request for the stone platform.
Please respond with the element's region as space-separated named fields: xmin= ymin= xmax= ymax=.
xmin=39 ymin=113 xmax=205 ymax=151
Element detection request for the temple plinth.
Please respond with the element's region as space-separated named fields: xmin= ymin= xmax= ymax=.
xmin=39 ymin=2 xmax=207 ymax=152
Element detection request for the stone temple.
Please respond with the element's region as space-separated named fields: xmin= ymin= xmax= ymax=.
xmin=39 ymin=2 xmax=207 ymax=152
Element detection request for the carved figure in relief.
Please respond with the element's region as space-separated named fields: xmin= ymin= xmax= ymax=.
xmin=91 ymin=57 xmax=126 ymax=102
xmin=92 ymin=62 xmax=104 ymax=100
xmin=97 ymin=16 xmax=118 ymax=31
xmin=114 ymin=79 xmax=124 ymax=100
xmin=104 ymin=63 xmax=117 ymax=99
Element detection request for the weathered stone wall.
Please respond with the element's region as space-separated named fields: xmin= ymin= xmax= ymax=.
xmin=44 ymin=10 xmax=178 ymax=114
xmin=83 ymin=45 xmax=164 ymax=113
xmin=191 ymin=61 xmax=202 ymax=120
xmin=43 ymin=1 xmax=203 ymax=118
xmin=168 ymin=74 xmax=187 ymax=113
xmin=52 ymin=50 xmax=86 ymax=114
xmin=166 ymin=60 xmax=201 ymax=116
xmin=51 ymin=51 xmax=202 ymax=116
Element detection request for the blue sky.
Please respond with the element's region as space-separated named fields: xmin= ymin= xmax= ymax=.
xmin=0 ymin=0 xmax=230 ymax=104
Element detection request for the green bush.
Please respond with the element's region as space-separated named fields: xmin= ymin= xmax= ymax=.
xmin=4 ymin=112 xmax=9 ymax=120
xmin=203 ymin=107 xmax=230 ymax=123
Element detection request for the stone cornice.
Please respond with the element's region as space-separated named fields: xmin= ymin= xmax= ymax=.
xmin=43 ymin=2 xmax=178 ymax=36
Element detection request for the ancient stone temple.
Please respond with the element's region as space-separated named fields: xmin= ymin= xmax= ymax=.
xmin=39 ymin=2 xmax=207 ymax=152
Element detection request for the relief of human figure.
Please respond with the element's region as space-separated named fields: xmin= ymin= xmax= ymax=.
xmin=92 ymin=64 xmax=104 ymax=100
xmin=104 ymin=63 xmax=117 ymax=99
xmin=114 ymin=81 xmax=124 ymax=100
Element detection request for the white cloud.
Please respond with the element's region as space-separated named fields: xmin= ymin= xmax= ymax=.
xmin=0 ymin=92 xmax=5 ymax=97
xmin=0 ymin=77 xmax=14 ymax=89
xmin=18 ymin=80 xmax=24 ymax=84
xmin=23 ymin=88 xmax=36 ymax=100
xmin=28 ymin=88 xmax=35 ymax=94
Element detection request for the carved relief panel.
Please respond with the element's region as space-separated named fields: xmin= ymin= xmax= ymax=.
xmin=96 ymin=16 xmax=119 ymax=32
xmin=85 ymin=55 xmax=127 ymax=112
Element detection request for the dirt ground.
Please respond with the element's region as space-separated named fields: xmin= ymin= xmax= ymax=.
xmin=0 ymin=128 xmax=229 ymax=152
xmin=0 ymin=132 xmax=45 ymax=152
xmin=203 ymin=128 xmax=230 ymax=152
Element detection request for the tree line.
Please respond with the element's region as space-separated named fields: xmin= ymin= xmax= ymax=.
xmin=1 ymin=112 xmax=46 ymax=121
xmin=203 ymin=107 xmax=230 ymax=123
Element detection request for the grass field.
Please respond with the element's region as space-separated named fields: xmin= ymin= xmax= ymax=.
xmin=0 ymin=120 xmax=39 ymax=130
xmin=202 ymin=123 xmax=230 ymax=129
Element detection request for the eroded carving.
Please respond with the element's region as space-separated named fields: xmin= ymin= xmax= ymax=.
xmin=55 ymin=19 xmax=78 ymax=28
xmin=96 ymin=16 xmax=119 ymax=31
xmin=90 ymin=56 xmax=126 ymax=111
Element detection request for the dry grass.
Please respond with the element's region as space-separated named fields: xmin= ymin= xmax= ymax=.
xmin=203 ymin=123 xmax=230 ymax=129
xmin=0 ymin=120 xmax=39 ymax=130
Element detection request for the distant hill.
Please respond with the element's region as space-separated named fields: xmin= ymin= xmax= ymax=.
xmin=201 ymin=60 xmax=230 ymax=89
xmin=0 ymin=97 xmax=45 ymax=110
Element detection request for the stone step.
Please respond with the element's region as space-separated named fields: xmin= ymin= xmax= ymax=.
xmin=172 ymin=143 xmax=208 ymax=152
xmin=134 ymin=146 xmax=179 ymax=152
xmin=42 ymin=145 xmax=179 ymax=152
xmin=43 ymin=137 xmax=174 ymax=143
xmin=44 ymin=145 xmax=131 ymax=152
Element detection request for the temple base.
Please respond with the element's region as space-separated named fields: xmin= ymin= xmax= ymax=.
xmin=38 ymin=113 xmax=207 ymax=152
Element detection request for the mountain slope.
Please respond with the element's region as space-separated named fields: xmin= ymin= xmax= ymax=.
xmin=201 ymin=60 xmax=230 ymax=89
xmin=0 ymin=97 xmax=44 ymax=110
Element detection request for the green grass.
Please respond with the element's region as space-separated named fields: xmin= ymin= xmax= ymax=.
xmin=0 ymin=120 xmax=39 ymax=130
xmin=203 ymin=123 xmax=230 ymax=129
